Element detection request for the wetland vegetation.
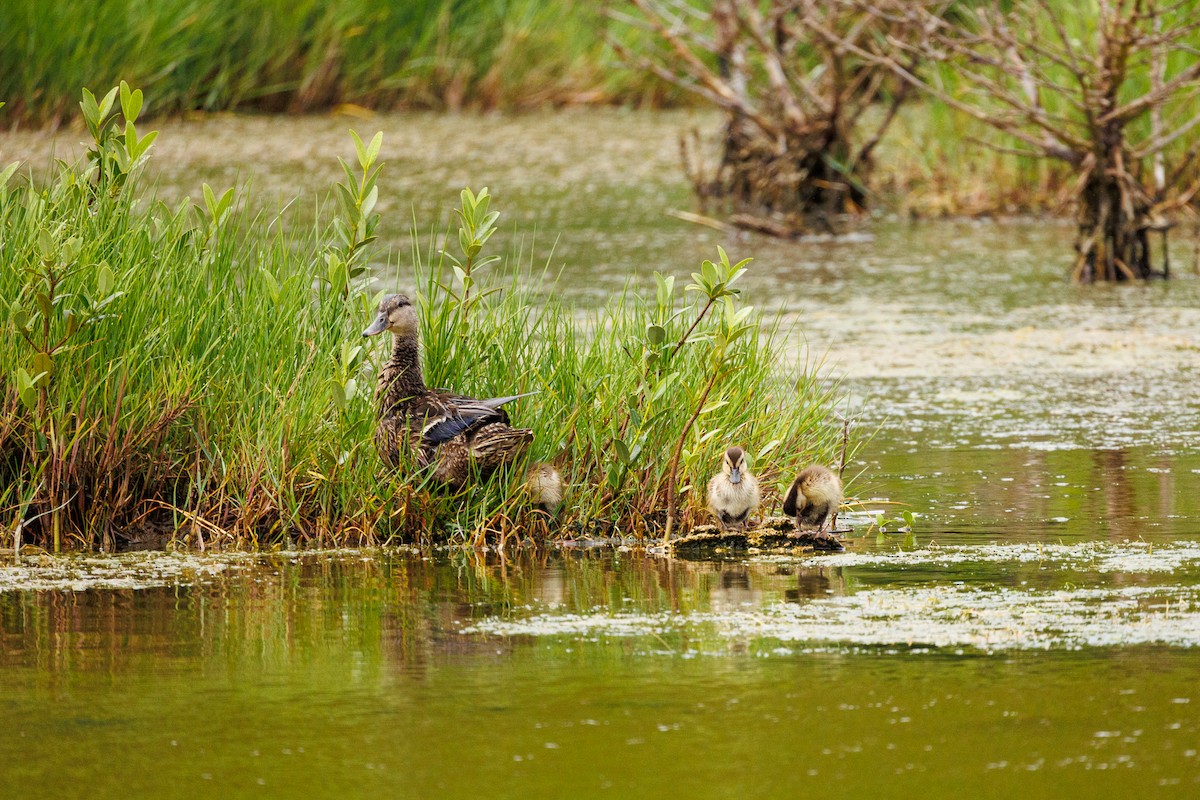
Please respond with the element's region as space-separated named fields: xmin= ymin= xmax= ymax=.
xmin=2 ymin=6 xmax=1200 ymax=795
xmin=0 ymin=85 xmax=845 ymax=551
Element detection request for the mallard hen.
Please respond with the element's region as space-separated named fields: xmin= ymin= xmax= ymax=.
xmin=782 ymin=465 xmax=842 ymax=532
xmin=363 ymin=293 xmax=534 ymax=487
xmin=707 ymin=446 xmax=761 ymax=530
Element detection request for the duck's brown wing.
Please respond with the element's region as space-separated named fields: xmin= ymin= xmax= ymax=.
xmin=420 ymin=391 xmax=536 ymax=445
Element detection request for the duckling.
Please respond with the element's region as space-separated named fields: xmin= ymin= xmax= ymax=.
xmin=706 ymin=446 xmax=761 ymax=530
xmin=782 ymin=465 xmax=842 ymax=532
xmin=363 ymin=293 xmax=534 ymax=487
xmin=526 ymin=462 xmax=564 ymax=516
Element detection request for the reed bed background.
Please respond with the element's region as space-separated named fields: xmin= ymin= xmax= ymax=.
xmin=2 ymin=0 xmax=1171 ymax=217
xmin=0 ymin=0 xmax=671 ymax=126
xmin=0 ymin=88 xmax=844 ymax=551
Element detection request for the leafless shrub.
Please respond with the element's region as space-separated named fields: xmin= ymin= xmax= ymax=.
xmin=613 ymin=0 xmax=924 ymax=234
xmin=842 ymin=0 xmax=1200 ymax=281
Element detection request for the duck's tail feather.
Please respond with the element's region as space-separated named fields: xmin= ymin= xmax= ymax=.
xmin=469 ymin=424 xmax=534 ymax=467
xmin=481 ymin=391 xmax=540 ymax=409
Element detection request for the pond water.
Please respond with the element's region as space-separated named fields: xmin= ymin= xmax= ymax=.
xmin=2 ymin=111 xmax=1200 ymax=796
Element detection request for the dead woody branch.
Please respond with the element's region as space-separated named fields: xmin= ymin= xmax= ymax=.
xmin=841 ymin=0 xmax=1200 ymax=282
xmin=612 ymin=0 xmax=924 ymax=235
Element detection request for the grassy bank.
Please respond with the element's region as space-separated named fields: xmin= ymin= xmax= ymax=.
xmin=0 ymin=86 xmax=844 ymax=551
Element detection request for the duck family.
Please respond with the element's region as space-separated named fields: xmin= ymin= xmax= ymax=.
xmin=362 ymin=294 xmax=844 ymax=537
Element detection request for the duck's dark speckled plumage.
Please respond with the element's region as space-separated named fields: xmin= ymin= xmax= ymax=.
xmin=364 ymin=294 xmax=533 ymax=487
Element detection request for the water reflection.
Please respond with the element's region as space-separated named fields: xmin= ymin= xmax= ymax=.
xmin=4 ymin=549 xmax=1200 ymax=797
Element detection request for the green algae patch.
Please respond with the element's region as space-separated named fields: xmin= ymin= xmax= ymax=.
xmin=0 ymin=549 xmax=396 ymax=593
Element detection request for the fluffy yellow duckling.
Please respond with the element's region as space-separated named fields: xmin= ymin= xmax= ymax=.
xmin=526 ymin=463 xmax=564 ymax=516
xmin=706 ymin=446 xmax=761 ymax=530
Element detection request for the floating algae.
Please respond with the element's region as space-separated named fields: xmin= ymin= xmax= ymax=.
xmin=461 ymin=540 xmax=1200 ymax=652
xmin=0 ymin=549 xmax=387 ymax=592
xmin=460 ymin=582 xmax=1200 ymax=652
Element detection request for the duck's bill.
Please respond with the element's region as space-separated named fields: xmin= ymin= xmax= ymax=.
xmin=730 ymin=467 xmax=741 ymax=484
xmin=362 ymin=314 xmax=388 ymax=337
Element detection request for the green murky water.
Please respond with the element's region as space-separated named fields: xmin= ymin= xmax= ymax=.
xmin=3 ymin=111 xmax=1200 ymax=796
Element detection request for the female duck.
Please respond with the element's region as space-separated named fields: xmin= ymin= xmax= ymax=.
xmin=707 ymin=446 xmax=761 ymax=530
xmin=782 ymin=465 xmax=842 ymax=532
xmin=363 ymin=293 xmax=534 ymax=487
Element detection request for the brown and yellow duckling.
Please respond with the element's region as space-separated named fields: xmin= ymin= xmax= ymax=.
xmin=363 ymin=293 xmax=534 ymax=488
xmin=706 ymin=446 xmax=761 ymax=530
xmin=782 ymin=465 xmax=843 ymax=533
xmin=526 ymin=462 xmax=564 ymax=516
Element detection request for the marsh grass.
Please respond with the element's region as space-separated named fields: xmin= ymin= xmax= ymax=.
xmin=0 ymin=0 xmax=672 ymax=126
xmin=0 ymin=85 xmax=845 ymax=552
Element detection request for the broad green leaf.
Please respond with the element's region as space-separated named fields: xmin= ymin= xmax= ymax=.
xmin=61 ymin=236 xmax=81 ymax=264
xmin=11 ymin=303 xmax=29 ymax=332
xmin=361 ymin=185 xmax=378 ymax=217
xmin=97 ymin=262 xmax=115 ymax=297
xmin=97 ymin=86 xmax=118 ymax=122
xmin=80 ymin=88 xmax=100 ymax=128
xmin=121 ymin=82 xmax=143 ymax=122
xmin=216 ymin=187 xmax=234 ymax=217
xmin=366 ymin=131 xmax=382 ymax=164
xmin=202 ymin=183 xmax=217 ymax=219
xmin=337 ymin=157 xmax=358 ymax=190
xmin=0 ymin=160 xmax=20 ymax=189
xmin=38 ymin=229 xmax=54 ymax=260
xmin=134 ymin=129 xmax=158 ymax=159
xmin=350 ymin=129 xmax=367 ymax=170
xmin=32 ymin=352 xmax=53 ymax=378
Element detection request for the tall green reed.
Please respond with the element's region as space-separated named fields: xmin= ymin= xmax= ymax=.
xmin=0 ymin=0 xmax=669 ymax=126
